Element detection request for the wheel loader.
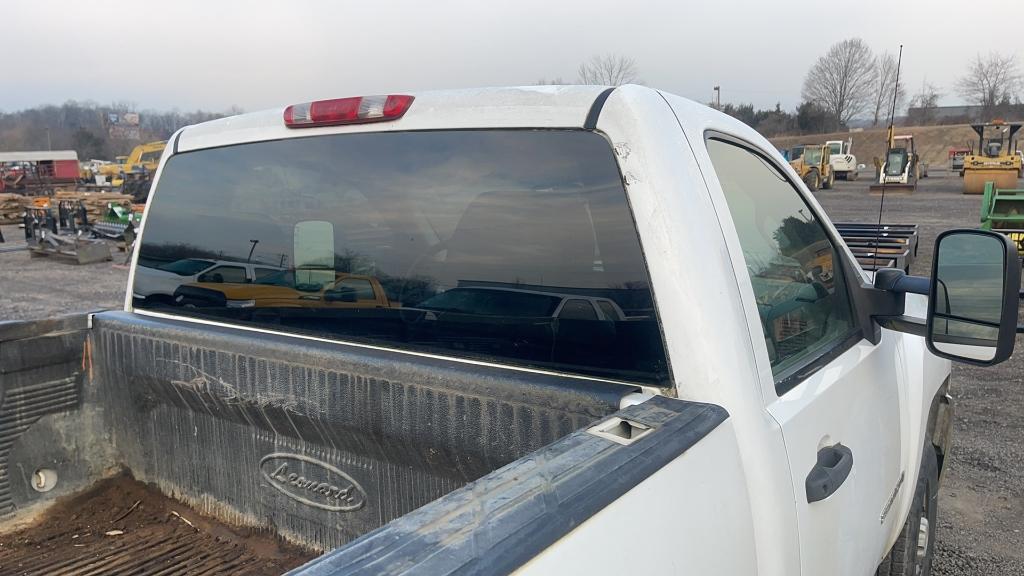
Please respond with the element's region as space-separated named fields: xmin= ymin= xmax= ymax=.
xmin=962 ymin=121 xmax=1022 ymax=194
xmin=788 ymin=143 xmax=833 ymax=191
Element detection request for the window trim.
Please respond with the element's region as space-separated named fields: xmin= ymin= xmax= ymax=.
xmin=703 ymin=131 xmax=866 ymax=396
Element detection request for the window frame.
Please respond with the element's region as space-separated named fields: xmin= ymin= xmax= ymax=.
xmin=596 ymin=300 xmax=620 ymax=321
xmin=704 ymin=132 xmax=866 ymax=396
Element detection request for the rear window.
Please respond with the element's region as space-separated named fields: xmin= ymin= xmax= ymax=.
xmin=139 ymin=151 xmax=163 ymax=163
xmin=134 ymin=130 xmax=668 ymax=385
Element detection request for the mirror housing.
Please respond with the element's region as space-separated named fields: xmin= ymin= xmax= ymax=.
xmin=926 ymin=229 xmax=1020 ymax=365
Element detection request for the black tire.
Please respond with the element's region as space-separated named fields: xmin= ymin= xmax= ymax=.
xmin=804 ymin=169 xmax=820 ymax=191
xmin=876 ymin=448 xmax=938 ymax=576
xmin=823 ymin=171 xmax=835 ymax=189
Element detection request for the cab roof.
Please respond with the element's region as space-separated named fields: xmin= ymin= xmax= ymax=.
xmin=176 ymin=86 xmax=613 ymax=153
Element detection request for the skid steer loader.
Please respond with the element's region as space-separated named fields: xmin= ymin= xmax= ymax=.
xmin=870 ymin=134 xmax=919 ymax=193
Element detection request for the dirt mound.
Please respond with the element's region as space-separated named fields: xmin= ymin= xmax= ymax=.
xmin=771 ymin=124 xmax=980 ymax=170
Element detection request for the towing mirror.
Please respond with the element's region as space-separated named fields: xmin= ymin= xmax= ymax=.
xmin=927 ymin=230 xmax=1020 ymax=365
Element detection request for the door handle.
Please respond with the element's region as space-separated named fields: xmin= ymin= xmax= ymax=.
xmin=805 ymin=443 xmax=854 ymax=503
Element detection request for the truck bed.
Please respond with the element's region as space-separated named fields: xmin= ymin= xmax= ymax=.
xmin=0 ymin=311 xmax=644 ymax=570
xmin=0 ymin=474 xmax=314 ymax=575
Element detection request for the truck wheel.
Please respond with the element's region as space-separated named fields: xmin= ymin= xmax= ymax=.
xmin=824 ymin=171 xmax=835 ymax=189
xmin=804 ymin=170 xmax=820 ymax=191
xmin=876 ymin=448 xmax=938 ymax=576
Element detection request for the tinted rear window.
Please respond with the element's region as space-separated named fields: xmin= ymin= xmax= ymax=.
xmin=135 ymin=130 xmax=668 ymax=384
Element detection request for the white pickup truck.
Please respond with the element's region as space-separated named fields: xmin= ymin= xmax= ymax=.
xmin=0 ymin=85 xmax=1019 ymax=576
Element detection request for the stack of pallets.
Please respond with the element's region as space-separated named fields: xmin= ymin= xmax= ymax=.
xmin=52 ymin=190 xmax=133 ymax=221
xmin=0 ymin=193 xmax=25 ymax=224
xmin=833 ymin=222 xmax=919 ymax=273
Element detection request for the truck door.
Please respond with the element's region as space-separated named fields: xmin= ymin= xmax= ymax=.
xmin=704 ymin=137 xmax=908 ymax=576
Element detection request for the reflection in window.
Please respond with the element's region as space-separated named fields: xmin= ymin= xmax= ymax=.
xmin=199 ymin=265 xmax=246 ymax=284
xmin=559 ymin=300 xmax=599 ymax=320
xmin=134 ymin=130 xmax=668 ymax=385
xmin=334 ymin=278 xmax=377 ymax=301
xmin=707 ymin=138 xmax=857 ymax=382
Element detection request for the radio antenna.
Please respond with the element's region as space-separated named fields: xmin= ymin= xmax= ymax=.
xmin=873 ymin=44 xmax=903 ymax=272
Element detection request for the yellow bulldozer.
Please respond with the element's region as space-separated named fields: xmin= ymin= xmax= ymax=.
xmin=962 ymin=121 xmax=1022 ymax=195
xmin=788 ymin=143 xmax=834 ymax=191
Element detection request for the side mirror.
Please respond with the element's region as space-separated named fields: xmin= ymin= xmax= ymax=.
xmin=927 ymin=230 xmax=1020 ymax=365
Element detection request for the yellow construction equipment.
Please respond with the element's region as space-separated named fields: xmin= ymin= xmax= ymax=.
xmin=962 ymin=121 xmax=1022 ymax=194
xmin=97 ymin=156 xmax=128 ymax=182
xmin=111 ymin=141 xmax=167 ymax=187
xmin=788 ymin=143 xmax=833 ymax=191
xmin=870 ymin=134 xmax=920 ymax=193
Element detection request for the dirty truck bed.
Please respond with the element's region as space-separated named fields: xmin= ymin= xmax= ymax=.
xmin=0 ymin=311 xmax=641 ymax=572
xmin=0 ymin=475 xmax=313 ymax=575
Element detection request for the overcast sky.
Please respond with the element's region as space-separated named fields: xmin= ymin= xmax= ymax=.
xmin=3 ymin=0 xmax=1018 ymax=115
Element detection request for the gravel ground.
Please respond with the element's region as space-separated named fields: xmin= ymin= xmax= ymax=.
xmin=1 ymin=173 xmax=1022 ymax=573
xmin=0 ymin=224 xmax=130 ymax=320
xmin=813 ymin=171 xmax=1024 ymax=576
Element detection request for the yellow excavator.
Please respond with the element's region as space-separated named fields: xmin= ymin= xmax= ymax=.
xmin=111 ymin=141 xmax=166 ymax=187
xmin=962 ymin=121 xmax=1021 ymax=194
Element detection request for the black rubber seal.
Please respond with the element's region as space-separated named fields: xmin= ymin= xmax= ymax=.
xmin=583 ymin=87 xmax=616 ymax=130
xmin=171 ymin=128 xmax=182 ymax=155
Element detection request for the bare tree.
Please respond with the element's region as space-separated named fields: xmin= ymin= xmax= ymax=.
xmin=802 ymin=38 xmax=877 ymax=126
xmin=906 ymin=82 xmax=942 ymax=125
xmin=871 ymin=52 xmax=906 ymax=126
xmin=577 ymin=54 xmax=642 ymax=86
xmin=534 ymin=78 xmax=566 ymax=86
xmin=955 ymin=53 xmax=1022 ymax=114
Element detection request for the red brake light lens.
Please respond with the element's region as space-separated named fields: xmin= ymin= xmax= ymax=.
xmin=284 ymin=95 xmax=414 ymax=128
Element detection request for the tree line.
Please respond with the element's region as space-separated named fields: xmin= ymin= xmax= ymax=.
xmin=546 ymin=47 xmax=1022 ymax=137
xmin=720 ymin=41 xmax=1021 ymax=136
xmin=0 ymin=101 xmax=238 ymax=160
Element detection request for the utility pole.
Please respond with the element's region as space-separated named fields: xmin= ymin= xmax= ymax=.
xmin=46 ymin=128 xmax=51 ymax=151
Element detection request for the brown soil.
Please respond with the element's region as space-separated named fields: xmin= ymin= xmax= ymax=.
xmin=0 ymin=474 xmax=317 ymax=576
xmin=771 ymin=124 xmax=981 ymax=169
